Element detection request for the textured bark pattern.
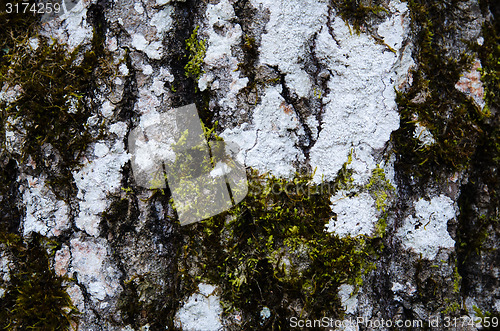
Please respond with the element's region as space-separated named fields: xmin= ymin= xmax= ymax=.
xmin=0 ymin=0 xmax=499 ymax=329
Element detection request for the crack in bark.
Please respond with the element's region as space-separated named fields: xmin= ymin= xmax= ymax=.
xmin=327 ymin=3 xmax=341 ymax=47
xmin=308 ymin=30 xmax=329 ymax=149
xmin=267 ymin=65 xmax=315 ymax=162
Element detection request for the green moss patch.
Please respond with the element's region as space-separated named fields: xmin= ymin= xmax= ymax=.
xmin=331 ymin=0 xmax=388 ymax=34
xmin=0 ymin=0 xmax=38 ymax=149
xmin=0 ymin=232 xmax=79 ymax=329
xmin=184 ymin=25 xmax=206 ymax=82
xmin=0 ymin=1 xmax=38 ymax=66
xmin=393 ymin=0 xmax=489 ymax=177
xmin=476 ymin=22 xmax=500 ymax=116
xmin=0 ymin=2 xmax=116 ymax=195
xmin=179 ymin=170 xmax=383 ymax=328
xmin=1 ymin=35 xmax=115 ymax=192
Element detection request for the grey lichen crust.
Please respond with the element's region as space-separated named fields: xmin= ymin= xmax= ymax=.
xmin=0 ymin=0 xmax=499 ymax=329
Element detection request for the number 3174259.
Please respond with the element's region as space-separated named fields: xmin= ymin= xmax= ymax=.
xmin=5 ymin=2 xmax=61 ymax=14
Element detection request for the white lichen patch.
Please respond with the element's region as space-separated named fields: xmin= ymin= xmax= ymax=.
xmin=348 ymin=144 xmax=379 ymax=185
xmin=397 ymin=195 xmax=456 ymax=260
xmin=70 ymin=237 xmax=122 ymax=302
xmin=391 ymin=281 xmax=405 ymax=293
xmin=40 ymin=0 xmax=93 ymax=51
xmin=0 ymin=84 xmax=23 ymax=105
xmin=175 ymin=283 xmax=223 ymax=331
xmin=3 ymin=115 xmax=26 ymax=157
xmin=391 ymin=281 xmax=417 ymax=297
xmin=377 ymin=0 xmax=409 ymax=51
xmin=135 ymin=85 xmax=162 ymax=115
xmin=199 ymin=0 xmax=248 ymax=111
xmin=326 ymin=191 xmax=379 ymax=237
xmin=129 ymin=109 xmax=178 ymax=184
xmin=221 ymin=86 xmax=304 ymax=177
xmin=100 ymin=100 xmax=116 ymax=119
xmin=220 ymin=0 xmax=412 ymax=181
xmin=73 ymin=135 xmax=129 ymax=237
xmin=310 ymin=1 xmax=411 ymax=183
xmin=338 ymin=284 xmax=358 ymax=315
xmin=132 ymin=34 xmax=163 ymax=60
xmin=153 ymin=68 xmax=174 ymax=95
xmin=21 ymin=175 xmax=70 ymax=237
xmin=111 ymin=0 xmax=174 ymax=60
xmin=0 ymin=250 xmax=13 ymax=298
xmin=250 ymin=0 xmax=329 ymax=98
xmin=151 ymin=6 xmax=174 ymax=39
xmin=134 ymin=3 xmax=144 ymax=14
xmin=134 ymin=67 xmax=173 ymax=114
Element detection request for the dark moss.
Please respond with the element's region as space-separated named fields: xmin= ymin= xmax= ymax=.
xmin=179 ymin=170 xmax=382 ymax=328
xmin=0 ymin=0 xmax=37 ymax=151
xmin=0 ymin=4 xmax=115 ymax=196
xmin=475 ymin=22 xmax=500 ymax=115
xmin=166 ymin=1 xmax=214 ymax=126
xmin=0 ymin=0 xmax=38 ymax=68
xmin=393 ymin=0 xmax=487 ymax=181
xmin=330 ymin=0 xmax=388 ymax=34
xmin=1 ymin=38 xmax=102 ymax=195
xmin=0 ymin=232 xmax=79 ymax=329
xmin=0 ymin=9 xmax=79 ymax=328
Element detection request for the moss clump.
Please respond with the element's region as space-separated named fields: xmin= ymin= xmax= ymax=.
xmin=442 ymin=299 xmax=460 ymax=314
xmin=184 ymin=26 xmax=206 ymax=82
xmin=0 ymin=34 xmax=114 ymax=194
xmin=1 ymin=39 xmax=92 ymax=159
xmin=366 ymin=165 xmax=394 ymax=213
xmin=0 ymin=232 xmax=79 ymax=329
xmin=331 ymin=0 xmax=388 ymax=34
xmin=393 ymin=0 xmax=488 ymax=177
xmin=0 ymin=1 xmax=115 ymax=194
xmin=179 ymin=170 xmax=382 ymax=328
xmin=452 ymin=265 xmax=462 ymax=293
xmin=0 ymin=0 xmax=38 ymax=67
xmin=472 ymin=306 xmax=500 ymax=330
xmin=365 ymin=165 xmax=394 ymax=236
xmin=0 ymin=0 xmax=38 ymax=150
xmin=476 ymin=23 xmax=500 ymax=115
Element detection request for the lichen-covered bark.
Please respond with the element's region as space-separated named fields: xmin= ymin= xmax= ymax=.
xmin=0 ymin=0 xmax=498 ymax=329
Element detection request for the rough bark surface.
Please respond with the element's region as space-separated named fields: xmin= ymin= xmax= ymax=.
xmin=0 ymin=0 xmax=499 ymax=330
